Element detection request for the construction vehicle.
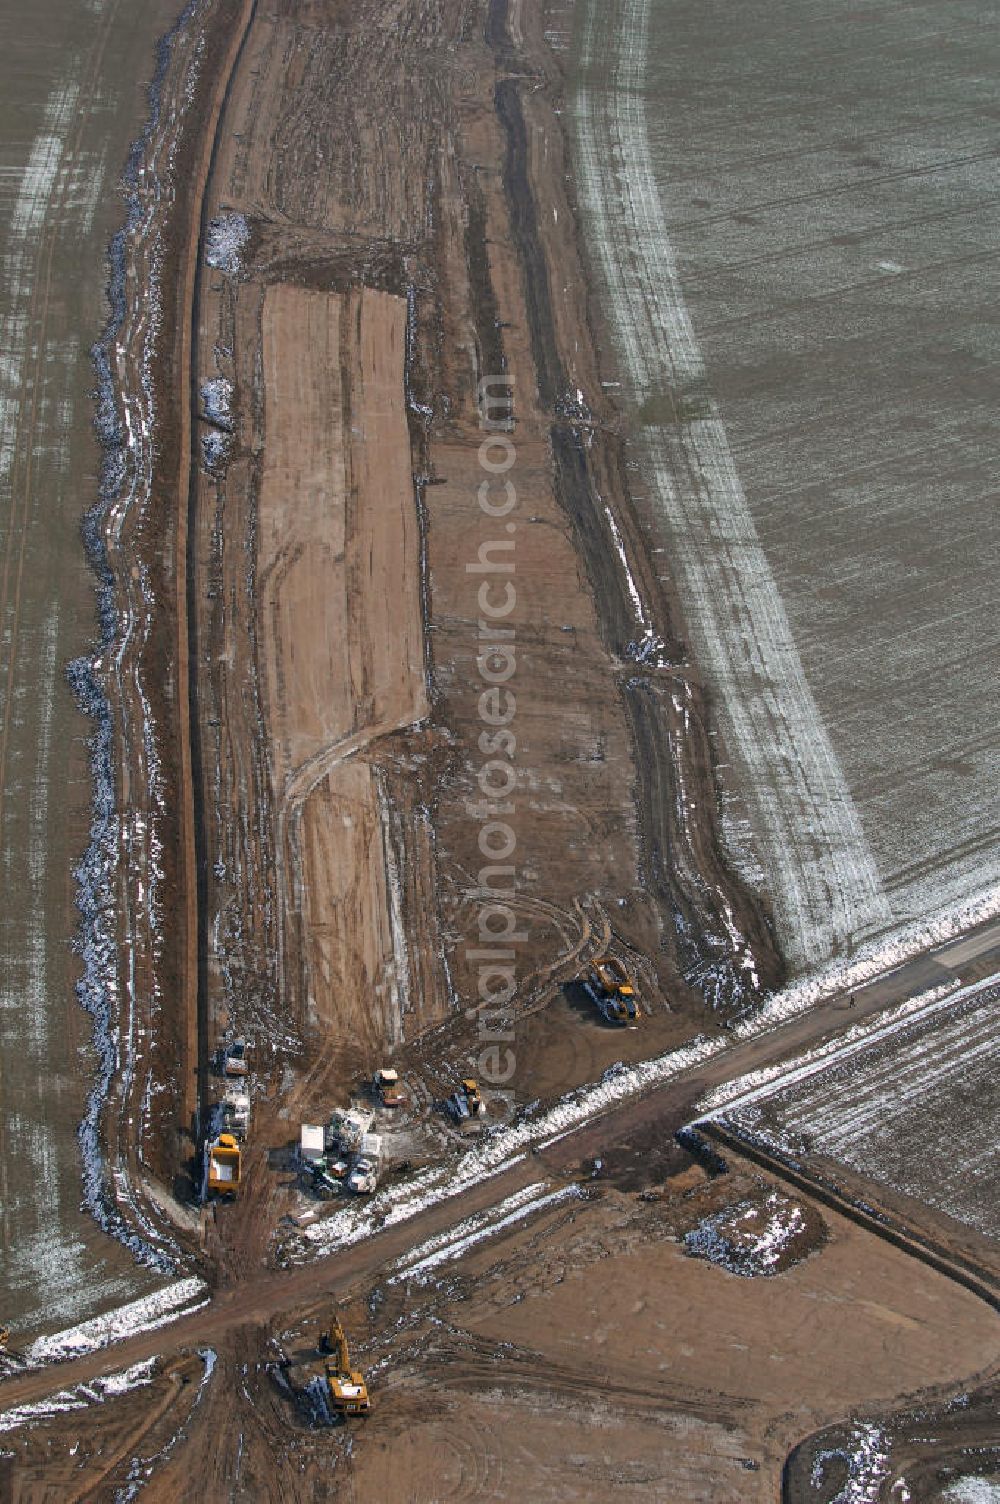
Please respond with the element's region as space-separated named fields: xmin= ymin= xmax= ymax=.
xmin=221 ymin=1087 xmax=250 ymax=1140
xmin=327 ymin=1108 xmax=374 ymax=1156
xmin=347 ymin=1156 xmax=378 ymax=1195
xmin=347 ymin=1133 xmax=382 ymax=1193
xmin=300 ymin=1123 xmax=326 ymax=1165
xmin=321 ymin=1315 xmax=371 ymax=1415
xmin=592 ymin=955 xmax=630 ymax=992
xmin=372 ymin=1067 xmax=407 ymax=1107
xmin=446 ymin=1078 xmax=485 ymax=1123
xmin=586 ymin=955 xmax=640 ymax=1025
xmin=206 ymin=1132 xmax=242 ymax=1195
xmin=222 ymin=1037 xmax=249 ymax=1078
xmin=461 ymin=1079 xmax=484 ymax=1115
xmin=308 ymin=1162 xmax=344 ymax=1199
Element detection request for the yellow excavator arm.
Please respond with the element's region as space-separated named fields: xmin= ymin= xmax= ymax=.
xmin=326 ymin=1316 xmax=350 ymax=1373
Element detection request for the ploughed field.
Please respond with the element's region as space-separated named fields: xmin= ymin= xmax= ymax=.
xmin=0 ymin=0 xmax=181 ymax=1332
xmin=567 ymin=0 xmax=1000 ymax=971
xmin=726 ymin=976 xmax=1000 ymax=1240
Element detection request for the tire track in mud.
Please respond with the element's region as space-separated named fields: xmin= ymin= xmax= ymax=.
xmin=174 ymin=0 xmax=259 ymax=1139
xmin=492 ymin=65 xmax=783 ymax=1013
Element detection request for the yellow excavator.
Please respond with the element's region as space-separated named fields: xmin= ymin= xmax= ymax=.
xmin=320 ymin=1314 xmax=371 ymax=1416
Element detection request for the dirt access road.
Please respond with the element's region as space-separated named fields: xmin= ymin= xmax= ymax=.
xmin=2 ymin=935 xmax=997 ymax=1418
xmin=2 ymin=961 xmax=999 ymax=1500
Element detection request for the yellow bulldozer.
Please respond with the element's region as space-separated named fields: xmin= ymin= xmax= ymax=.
xmin=320 ymin=1314 xmax=371 ymax=1416
xmin=587 ymin=955 xmax=640 ymax=1024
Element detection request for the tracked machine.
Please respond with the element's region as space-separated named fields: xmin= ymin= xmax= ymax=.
xmin=586 ymin=955 xmax=640 ymax=1025
xmin=320 ymin=1314 xmax=371 ymax=1416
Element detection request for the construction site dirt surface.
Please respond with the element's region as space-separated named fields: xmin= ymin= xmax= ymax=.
xmin=3 ymin=0 xmax=999 ymax=1499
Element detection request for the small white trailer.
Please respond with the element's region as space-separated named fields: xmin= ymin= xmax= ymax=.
xmin=299 ymin=1124 xmax=326 ymax=1165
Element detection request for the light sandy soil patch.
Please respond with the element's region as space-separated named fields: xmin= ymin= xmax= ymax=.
xmin=297 ymin=761 xmax=403 ymax=1051
xmin=256 ymin=282 xmax=427 ymax=1051
xmin=258 ymin=284 xmax=426 ymax=787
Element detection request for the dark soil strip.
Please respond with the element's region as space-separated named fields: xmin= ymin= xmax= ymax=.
xmin=186 ymin=0 xmax=261 ymax=1143
xmin=463 ymin=168 xmax=507 ymax=386
xmin=495 ymin=77 xmax=564 ymax=410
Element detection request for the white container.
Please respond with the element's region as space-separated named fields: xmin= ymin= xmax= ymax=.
xmin=299 ymin=1124 xmax=325 ymax=1163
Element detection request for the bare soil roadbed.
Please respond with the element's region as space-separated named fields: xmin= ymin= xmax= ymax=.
xmin=2 ymin=958 xmax=996 ymax=1418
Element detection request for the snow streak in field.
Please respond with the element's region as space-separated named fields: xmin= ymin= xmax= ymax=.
xmin=703 ymin=982 xmax=960 ymax=1117
xmin=21 ymin=1277 xmax=207 ymax=1366
xmin=739 ymin=885 xmax=1000 ymax=1034
xmin=571 ymin=0 xmax=890 ymax=968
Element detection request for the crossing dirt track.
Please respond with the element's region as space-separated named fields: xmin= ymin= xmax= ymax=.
xmin=2 ymin=0 xmax=999 ymax=1500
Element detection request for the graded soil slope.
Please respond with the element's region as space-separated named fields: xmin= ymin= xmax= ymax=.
xmin=174 ymin=0 xmax=784 ymax=1167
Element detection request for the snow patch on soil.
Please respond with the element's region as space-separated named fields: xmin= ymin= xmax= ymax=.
xmin=200 ymin=376 xmax=233 ymax=430
xmin=685 ymin=1188 xmax=815 ymax=1276
xmin=21 ymin=1278 xmax=206 ymax=1366
xmin=943 ymin=1480 xmax=1000 ymax=1504
xmin=809 ymin=1424 xmax=891 ymax=1503
xmin=0 ymin=1357 xmax=157 ymax=1434
xmin=205 ymin=213 xmax=250 ymax=276
xmin=392 ymin=1183 xmax=582 ymax=1281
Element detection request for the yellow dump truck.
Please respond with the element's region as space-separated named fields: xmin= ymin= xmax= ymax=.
xmin=206 ymin=1132 xmax=242 ymax=1195
xmin=461 ymin=1079 xmax=484 ymax=1115
xmin=447 ymin=1078 xmax=485 ymax=1122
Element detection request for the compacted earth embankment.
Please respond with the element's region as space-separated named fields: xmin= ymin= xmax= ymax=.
xmin=187 ymin=0 xmax=785 ymax=1115
xmin=92 ymin=0 xmax=787 ymax=1238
